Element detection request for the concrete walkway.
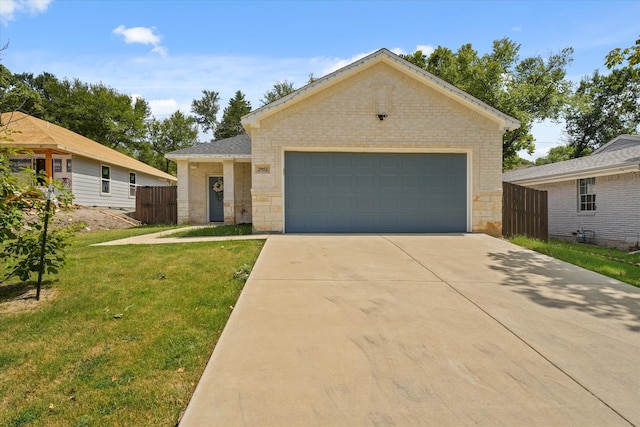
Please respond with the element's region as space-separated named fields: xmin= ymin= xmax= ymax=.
xmin=179 ymin=234 xmax=640 ymax=426
xmin=92 ymin=226 xmax=271 ymax=246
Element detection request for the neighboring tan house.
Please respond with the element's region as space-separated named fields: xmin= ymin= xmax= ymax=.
xmin=166 ymin=48 xmax=520 ymax=235
xmin=1 ymin=112 xmax=176 ymax=208
xmin=503 ymin=135 xmax=640 ymax=248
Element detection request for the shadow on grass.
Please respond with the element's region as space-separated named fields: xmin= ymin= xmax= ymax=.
xmin=0 ymin=280 xmax=53 ymax=304
xmin=488 ymin=249 xmax=640 ymax=333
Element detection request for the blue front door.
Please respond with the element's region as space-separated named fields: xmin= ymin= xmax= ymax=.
xmin=209 ymin=176 xmax=224 ymax=222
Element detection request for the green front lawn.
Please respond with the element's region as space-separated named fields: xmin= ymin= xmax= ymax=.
xmin=0 ymin=228 xmax=264 ymax=427
xmin=166 ymin=224 xmax=252 ymax=238
xmin=509 ymin=236 xmax=640 ymax=287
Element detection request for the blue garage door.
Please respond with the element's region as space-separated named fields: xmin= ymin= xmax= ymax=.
xmin=285 ymin=152 xmax=467 ymax=233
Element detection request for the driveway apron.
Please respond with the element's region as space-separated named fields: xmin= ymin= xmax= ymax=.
xmin=179 ymin=234 xmax=640 ymax=426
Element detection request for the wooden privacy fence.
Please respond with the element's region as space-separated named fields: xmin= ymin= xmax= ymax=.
xmin=502 ymin=182 xmax=548 ymax=241
xmin=135 ymin=186 xmax=177 ymax=225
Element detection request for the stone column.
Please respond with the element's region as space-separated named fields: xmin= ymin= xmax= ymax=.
xmin=223 ymin=160 xmax=235 ymax=224
xmin=176 ymin=160 xmax=190 ymax=224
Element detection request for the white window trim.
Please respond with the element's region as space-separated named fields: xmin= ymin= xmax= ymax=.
xmin=101 ymin=164 xmax=111 ymax=195
xmin=129 ymin=171 xmax=137 ymax=198
xmin=577 ymin=177 xmax=596 ymax=212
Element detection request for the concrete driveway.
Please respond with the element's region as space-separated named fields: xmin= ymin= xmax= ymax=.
xmin=179 ymin=234 xmax=640 ymax=426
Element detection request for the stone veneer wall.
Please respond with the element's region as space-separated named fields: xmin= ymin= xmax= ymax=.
xmin=177 ymin=161 xmax=251 ymax=224
xmin=249 ymin=62 xmax=505 ymax=235
xmin=234 ymin=162 xmax=253 ymax=224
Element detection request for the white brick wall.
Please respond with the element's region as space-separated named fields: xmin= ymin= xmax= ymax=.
xmin=532 ymin=172 xmax=640 ymax=247
xmin=248 ymin=62 xmax=505 ymax=235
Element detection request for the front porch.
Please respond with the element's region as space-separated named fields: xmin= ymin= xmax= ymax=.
xmin=174 ymin=159 xmax=252 ymax=225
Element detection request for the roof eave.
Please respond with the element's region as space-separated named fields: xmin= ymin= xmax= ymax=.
xmin=506 ymin=162 xmax=640 ymax=185
xmin=165 ymin=154 xmax=252 ymax=161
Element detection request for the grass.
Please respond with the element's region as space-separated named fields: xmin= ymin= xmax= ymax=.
xmin=0 ymin=227 xmax=265 ymax=427
xmin=165 ymin=224 xmax=252 ymax=238
xmin=509 ymin=236 xmax=640 ymax=287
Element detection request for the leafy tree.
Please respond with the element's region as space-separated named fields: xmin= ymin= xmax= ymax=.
xmin=191 ymin=90 xmax=220 ymax=136
xmin=8 ymin=71 xmax=152 ymax=158
xmin=402 ymin=39 xmax=574 ymax=169
xmin=565 ymin=39 xmax=640 ymax=157
xmin=260 ymin=79 xmax=296 ymax=106
xmin=215 ymin=91 xmax=252 ymax=140
xmin=147 ymin=111 xmax=199 ymax=174
xmin=505 ymin=156 xmax=534 ymax=170
xmin=1 ymin=127 xmax=76 ymax=287
xmin=534 ymin=145 xmax=586 ymax=165
xmin=605 ymin=36 xmax=640 ymax=68
xmin=0 ymin=65 xmax=44 ymax=115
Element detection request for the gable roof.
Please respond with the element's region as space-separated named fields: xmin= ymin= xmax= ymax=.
xmin=165 ymin=134 xmax=251 ymax=160
xmin=503 ymin=136 xmax=640 ymax=185
xmin=242 ymin=48 xmax=520 ymax=131
xmin=592 ymin=134 xmax=640 ymax=155
xmin=1 ymin=112 xmax=176 ymax=181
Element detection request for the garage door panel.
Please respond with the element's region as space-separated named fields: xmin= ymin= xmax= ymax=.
xmin=334 ymin=175 xmax=353 ymax=189
xmin=285 ymin=152 xmax=466 ymax=233
xmin=309 ymin=196 xmax=330 ymax=210
xmin=309 ymin=156 xmax=329 ymax=168
xmin=356 ymin=175 xmax=375 ymax=189
xmin=353 ymin=196 xmax=377 ymax=211
xmin=380 ymin=174 xmax=401 ymax=189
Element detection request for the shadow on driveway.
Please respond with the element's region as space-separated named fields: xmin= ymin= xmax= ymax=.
xmin=487 ymin=249 xmax=640 ymax=332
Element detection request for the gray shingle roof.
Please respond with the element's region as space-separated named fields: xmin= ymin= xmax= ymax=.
xmin=503 ymin=136 xmax=640 ymax=184
xmin=592 ymin=134 xmax=640 ymax=154
xmin=166 ymin=134 xmax=251 ymax=158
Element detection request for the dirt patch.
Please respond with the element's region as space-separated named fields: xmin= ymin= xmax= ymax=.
xmin=0 ymin=285 xmax=58 ymax=315
xmin=55 ymin=205 xmax=141 ymax=231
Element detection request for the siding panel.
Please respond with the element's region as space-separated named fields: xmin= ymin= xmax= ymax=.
xmin=71 ymin=156 xmax=171 ymax=208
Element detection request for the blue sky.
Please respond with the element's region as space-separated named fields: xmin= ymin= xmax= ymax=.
xmin=1 ymin=0 xmax=639 ymax=158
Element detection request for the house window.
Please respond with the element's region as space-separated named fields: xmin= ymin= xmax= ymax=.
xmin=66 ymin=159 xmax=72 ymax=172
xmin=578 ymin=178 xmax=596 ymax=211
xmin=53 ymin=159 xmax=62 ymax=173
xmin=101 ymin=165 xmax=111 ymax=194
xmin=10 ymin=159 xmax=31 ymax=173
xmin=129 ymin=172 xmax=136 ymax=198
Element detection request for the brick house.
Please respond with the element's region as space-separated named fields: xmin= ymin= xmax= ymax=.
xmin=166 ymin=48 xmax=519 ymax=235
xmin=503 ymin=135 xmax=640 ymax=248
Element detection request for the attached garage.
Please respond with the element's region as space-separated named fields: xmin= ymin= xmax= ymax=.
xmin=169 ymin=49 xmax=520 ymax=236
xmin=285 ymin=152 xmax=467 ymax=233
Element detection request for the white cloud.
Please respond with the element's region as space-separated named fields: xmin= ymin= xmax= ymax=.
xmin=416 ymin=44 xmax=435 ymax=56
xmin=321 ymin=51 xmax=374 ymax=75
xmin=319 ymin=46 xmax=434 ymax=76
xmin=112 ymin=25 xmax=167 ymax=57
xmin=150 ymin=45 xmax=168 ymax=57
xmin=512 ymin=25 xmax=523 ymax=32
xmin=148 ymin=99 xmax=181 ymax=118
xmin=1 ymin=0 xmax=52 ymax=25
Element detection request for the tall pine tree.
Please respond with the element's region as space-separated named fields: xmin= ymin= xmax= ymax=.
xmin=214 ymin=91 xmax=252 ymax=140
